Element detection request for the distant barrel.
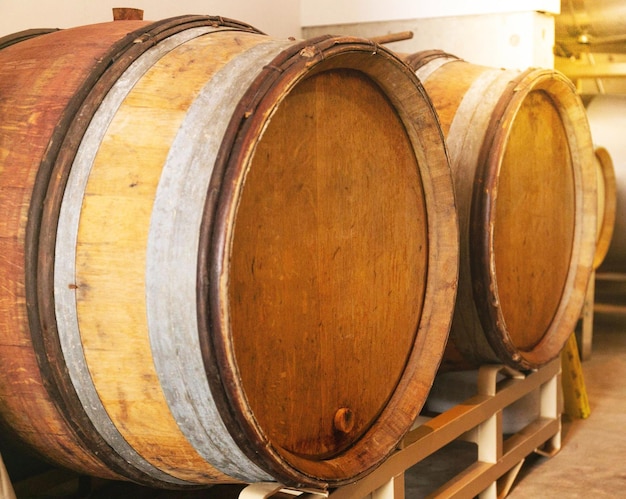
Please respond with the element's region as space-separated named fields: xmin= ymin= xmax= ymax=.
xmin=405 ymin=50 xmax=596 ymax=370
xmin=0 ymin=18 xmax=458 ymax=488
xmin=585 ymin=95 xmax=626 ymax=274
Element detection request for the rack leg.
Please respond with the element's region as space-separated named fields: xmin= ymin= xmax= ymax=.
xmin=496 ymin=459 xmax=525 ymax=498
xmin=479 ymin=482 xmax=497 ymax=499
xmin=476 ymin=411 xmax=501 ymax=499
xmin=579 ymin=269 xmax=595 ymax=360
xmin=239 ymin=482 xmax=329 ymax=499
xmin=239 ymin=483 xmax=284 ymax=499
xmin=0 ymin=453 xmax=16 ymax=499
xmin=371 ymin=474 xmax=404 ymax=499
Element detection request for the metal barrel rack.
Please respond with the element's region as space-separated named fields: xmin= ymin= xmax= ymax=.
xmin=239 ymin=358 xmax=561 ymax=499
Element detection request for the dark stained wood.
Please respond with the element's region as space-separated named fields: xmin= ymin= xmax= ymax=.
xmin=0 ymin=20 xmax=152 ymax=481
xmin=230 ymin=69 xmax=427 ymax=459
xmin=0 ymin=29 xmax=59 ymax=50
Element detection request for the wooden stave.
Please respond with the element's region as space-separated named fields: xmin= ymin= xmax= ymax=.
xmin=55 ymin=28 xmax=289 ymax=485
xmin=0 ymin=18 xmax=159 ymax=484
xmin=41 ymin=18 xmax=270 ymax=487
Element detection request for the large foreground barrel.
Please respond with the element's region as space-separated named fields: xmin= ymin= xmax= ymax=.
xmin=0 ymin=18 xmax=458 ymax=488
xmin=592 ymin=147 xmax=617 ymax=270
xmin=405 ymin=51 xmax=596 ymax=370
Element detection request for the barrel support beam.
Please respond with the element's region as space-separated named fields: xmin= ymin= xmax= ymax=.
xmin=239 ymin=358 xmax=561 ymax=499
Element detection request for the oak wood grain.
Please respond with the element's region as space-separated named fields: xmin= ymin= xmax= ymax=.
xmin=230 ymin=68 xmax=427 ymax=459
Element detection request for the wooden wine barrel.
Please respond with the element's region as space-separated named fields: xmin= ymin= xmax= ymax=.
xmin=592 ymin=147 xmax=617 ymax=270
xmin=404 ymin=50 xmax=596 ymax=371
xmin=585 ymin=95 xmax=626 ymax=274
xmin=0 ymin=18 xmax=458 ymax=489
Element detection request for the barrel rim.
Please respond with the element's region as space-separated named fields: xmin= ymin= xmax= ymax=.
xmin=403 ymin=49 xmax=462 ymax=71
xmin=0 ymin=28 xmax=60 ymax=50
xmin=470 ymin=68 xmax=596 ymax=370
xmin=199 ymin=36 xmax=459 ymax=487
xmin=27 ymin=16 xmax=263 ymax=487
xmin=592 ymin=146 xmax=617 ymax=270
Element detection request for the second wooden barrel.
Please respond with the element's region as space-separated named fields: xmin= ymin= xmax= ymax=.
xmin=592 ymin=147 xmax=617 ymax=270
xmin=0 ymin=18 xmax=458 ymax=488
xmin=405 ymin=51 xmax=596 ymax=370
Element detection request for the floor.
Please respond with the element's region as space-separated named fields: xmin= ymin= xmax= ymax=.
xmin=404 ymin=277 xmax=626 ymax=498
xmin=506 ymin=292 xmax=626 ymax=497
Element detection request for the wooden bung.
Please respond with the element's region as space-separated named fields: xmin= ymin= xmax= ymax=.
xmin=333 ymin=408 xmax=355 ymax=434
xmin=0 ymin=17 xmax=458 ymax=488
xmin=112 ymin=7 xmax=144 ymax=21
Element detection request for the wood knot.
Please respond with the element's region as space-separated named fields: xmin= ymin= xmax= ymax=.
xmin=333 ymin=407 xmax=355 ymax=434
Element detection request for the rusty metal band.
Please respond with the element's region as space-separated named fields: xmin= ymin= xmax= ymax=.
xmin=145 ymin=38 xmax=295 ymax=482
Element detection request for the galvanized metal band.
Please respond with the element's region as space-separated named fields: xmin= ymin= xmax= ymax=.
xmin=54 ymin=26 xmax=216 ymax=486
xmin=443 ymin=68 xmax=523 ymax=363
xmin=446 ymin=68 xmax=515 ymax=181
xmin=413 ymin=55 xmax=457 ymax=83
xmin=145 ymin=38 xmax=296 ymax=483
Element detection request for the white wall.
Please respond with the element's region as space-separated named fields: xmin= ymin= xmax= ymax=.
xmin=0 ymin=0 xmax=300 ymax=38
xmin=1 ymin=1 xmax=561 ymax=40
xmin=0 ymin=0 xmax=558 ymax=68
xmin=301 ymin=0 xmax=560 ymax=27
xmin=302 ymin=11 xmax=556 ymax=70
xmin=300 ymin=0 xmax=559 ymax=70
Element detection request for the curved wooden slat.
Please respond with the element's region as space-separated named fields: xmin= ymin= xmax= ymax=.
xmin=1 ymin=16 xmax=263 ymax=486
xmin=0 ymin=19 xmax=153 ymax=481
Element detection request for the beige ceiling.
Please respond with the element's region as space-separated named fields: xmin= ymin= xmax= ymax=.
xmin=555 ymin=0 xmax=626 ymax=95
